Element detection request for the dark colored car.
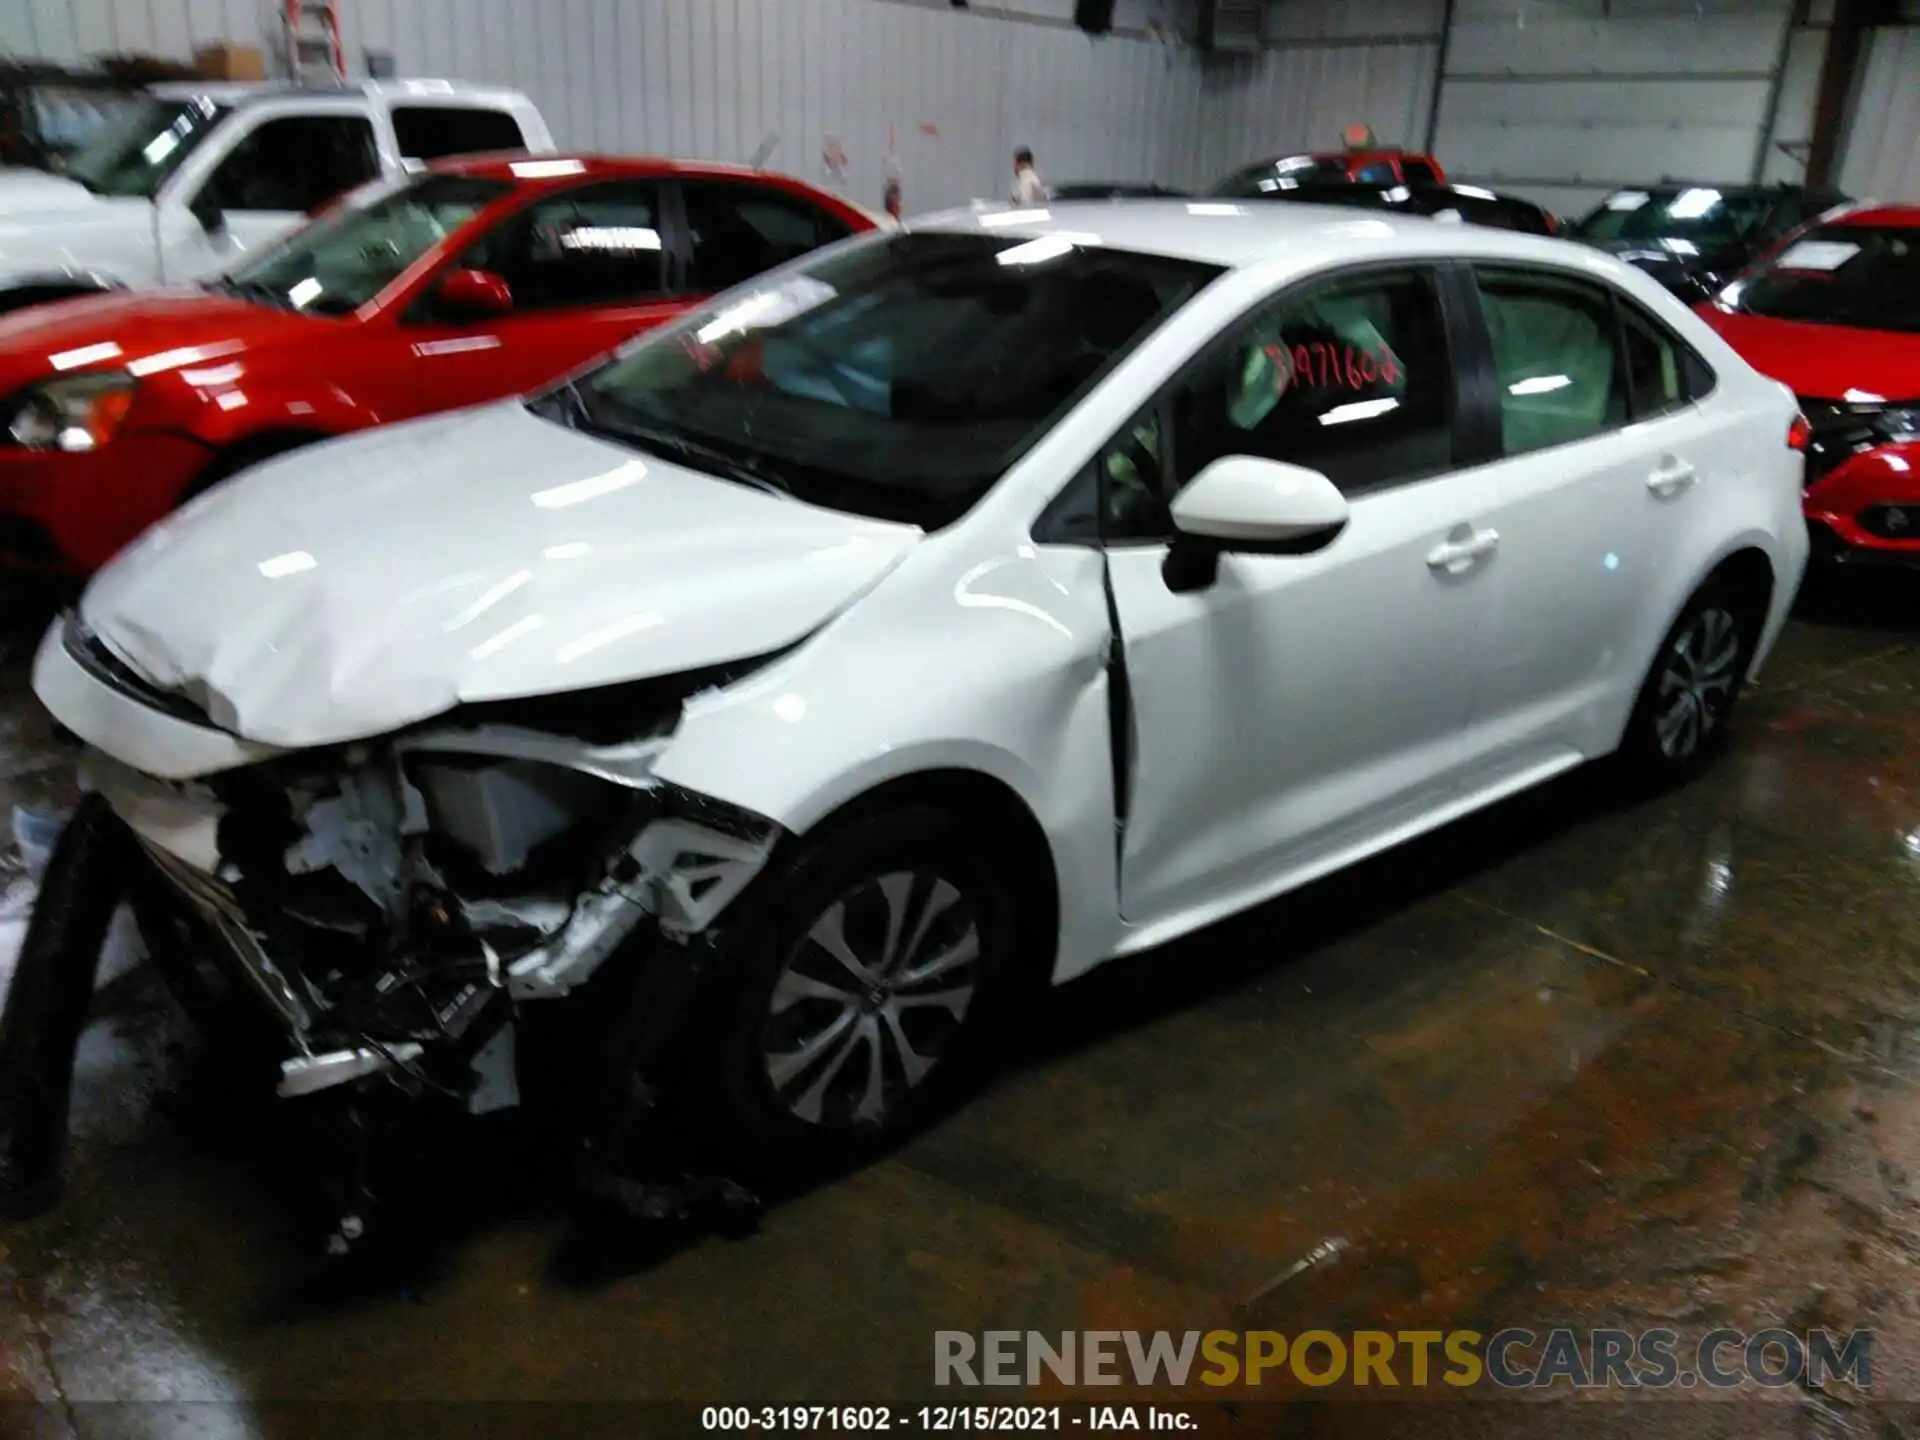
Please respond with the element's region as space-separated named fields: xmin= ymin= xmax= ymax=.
xmin=1047 ymin=181 xmax=1190 ymax=201
xmin=1572 ymin=183 xmax=1847 ymax=303
xmin=1698 ymin=204 xmax=1920 ymax=566
xmin=1212 ymin=149 xmax=1447 ymax=192
xmin=1211 ymin=175 xmax=1555 ymax=235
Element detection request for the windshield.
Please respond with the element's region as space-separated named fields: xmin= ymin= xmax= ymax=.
xmin=220 ymin=174 xmax=511 ymax=315
xmin=1730 ymin=224 xmax=1920 ymax=334
xmin=1210 ymin=156 xmax=1354 ymax=197
xmin=1575 ymin=188 xmax=1772 ymax=249
xmin=63 ymin=97 xmax=229 ymax=198
xmin=546 ymin=232 xmax=1218 ymax=529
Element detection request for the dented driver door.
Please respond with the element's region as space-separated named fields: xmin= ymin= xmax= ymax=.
xmin=1104 ymin=263 xmax=1505 ymax=942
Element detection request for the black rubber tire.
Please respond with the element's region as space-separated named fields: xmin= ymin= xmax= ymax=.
xmin=1616 ymin=578 xmax=1761 ymax=789
xmin=0 ymin=796 xmax=130 ymax=1217
xmin=676 ymin=806 xmax=1017 ymax=1184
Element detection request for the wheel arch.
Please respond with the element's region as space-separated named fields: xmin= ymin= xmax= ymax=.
xmin=179 ymin=387 xmax=374 ymax=453
xmin=1670 ymin=541 xmax=1778 ymax=674
xmin=771 ymin=763 xmax=1063 ymax=989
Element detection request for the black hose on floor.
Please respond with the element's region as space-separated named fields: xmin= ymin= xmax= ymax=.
xmin=0 ymin=794 xmax=130 ymax=1217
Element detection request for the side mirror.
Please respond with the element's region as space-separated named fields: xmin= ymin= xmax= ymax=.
xmin=435 ymin=267 xmax=514 ymax=319
xmin=1163 ymin=455 xmax=1349 ymax=593
xmin=189 ymin=189 xmax=225 ymax=233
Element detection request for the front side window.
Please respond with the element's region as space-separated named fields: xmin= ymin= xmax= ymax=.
xmin=1402 ymin=159 xmax=1440 ymax=185
xmin=1729 ymin=224 xmax=1920 ymax=334
xmin=548 ymin=232 xmax=1217 ymax=529
xmin=63 ymin=97 xmax=229 ymax=198
xmin=1474 ymin=267 xmax=1625 ymax=455
xmin=462 ymin=180 xmax=666 ymax=310
xmin=1168 ymin=267 xmax=1456 ymax=498
xmin=222 ymin=173 xmax=508 ymax=314
xmin=199 ymin=114 xmax=379 ymax=214
xmin=390 ymin=105 xmax=528 ymax=161
xmin=680 ymin=181 xmax=853 ymax=293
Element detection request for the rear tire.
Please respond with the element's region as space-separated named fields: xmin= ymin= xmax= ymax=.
xmin=678 ymin=807 xmax=1016 ymax=1184
xmin=1617 ymin=579 xmax=1759 ymax=788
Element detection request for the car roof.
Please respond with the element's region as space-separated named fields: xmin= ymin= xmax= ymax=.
xmin=148 ymin=78 xmax=533 ymax=108
xmin=1827 ymin=204 xmax=1920 ymax=229
xmin=913 ymin=199 xmax=1576 ymax=270
xmin=425 ymin=152 xmax=823 ymax=186
xmin=1284 ymin=179 xmax=1529 ymax=203
xmin=1597 ymin=181 xmax=1844 ymax=199
xmin=1308 ymin=148 xmax=1433 ymax=160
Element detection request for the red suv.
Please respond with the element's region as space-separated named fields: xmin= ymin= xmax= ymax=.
xmin=0 ymin=154 xmax=874 ymax=577
xmin=1698 ymin=204 xmax=1920 ymax=565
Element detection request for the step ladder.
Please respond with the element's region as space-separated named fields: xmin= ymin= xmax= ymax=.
xmin=284 ymin=0 xmax=345 ymax=84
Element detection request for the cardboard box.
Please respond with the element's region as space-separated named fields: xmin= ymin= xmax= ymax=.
xmin=194 ymin=43 xmax=266 ymax=81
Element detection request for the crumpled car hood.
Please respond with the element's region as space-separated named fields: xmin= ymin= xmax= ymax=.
xmin=81 ymin=402 xmax=921 ymax=749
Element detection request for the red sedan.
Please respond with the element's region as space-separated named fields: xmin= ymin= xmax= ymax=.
xmin=0 ymin=154 xmax=874 ymax=577
xmin=1698 ymin=204 xmax=1920 ymax=564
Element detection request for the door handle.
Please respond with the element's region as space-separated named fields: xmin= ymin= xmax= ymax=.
xmin=1646 ymin=458 xmax=1698 ymax=497
xmin=1426 ymin=527 xmax=1500 ymax=575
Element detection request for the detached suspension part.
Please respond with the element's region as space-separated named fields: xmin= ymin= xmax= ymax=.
xmin=0 ymin=796 xmax=130 ymax=1217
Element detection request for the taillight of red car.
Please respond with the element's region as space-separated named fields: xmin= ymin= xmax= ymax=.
xmin=1789 ymin=414 xmax=1813 ymax=451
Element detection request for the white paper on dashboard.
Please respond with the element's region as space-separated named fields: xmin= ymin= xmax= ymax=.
xmin=1774 ymin=240 xmax=1860 ymax=272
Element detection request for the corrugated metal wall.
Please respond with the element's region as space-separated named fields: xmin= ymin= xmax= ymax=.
xmin=1193 ymin=41 xmax=1440 ymax=181
xmin=0 ymin=0 xmax=1210 ymax=209
xmin=1190 ymin=0 xmax=1441 ymax=181
xmin=4 ymin=0 xmax=1914 ymax=209
xmin=1840 ymin=24 xmax=1920 ymax=202
xmin=1431 ymin=0 xmax=1806 ymax=218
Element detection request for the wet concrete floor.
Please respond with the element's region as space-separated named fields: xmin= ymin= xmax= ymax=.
xmin=1 ymin=573 xmax=1919 ymax=1438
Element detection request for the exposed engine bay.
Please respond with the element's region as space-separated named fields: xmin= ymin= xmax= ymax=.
xmin=84 ymin=716 xmax=781 ymax=1116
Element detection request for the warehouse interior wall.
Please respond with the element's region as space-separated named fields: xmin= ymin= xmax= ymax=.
xmin=1841 ymin=21 xmax=1920 ymax=201
xmin=1 ymin=0 xmax=1916 ymax=211
xmin=0 ymin=0 xmax=1210 ymax=210
xmin=1190 ymin=0 xmax=1443 ymax=181
xmin=1429 ymin=0 xmax=1810 ymax=218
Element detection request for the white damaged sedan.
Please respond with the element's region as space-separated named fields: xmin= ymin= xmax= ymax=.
xmin=9 ymin=202 xmax=1807 ymax=1212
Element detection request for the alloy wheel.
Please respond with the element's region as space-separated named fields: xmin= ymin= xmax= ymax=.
xmin=1654 ymin=606 xmax=1742 ymax=761
xmin=762 ymin=870 xmax=981 ymax=1129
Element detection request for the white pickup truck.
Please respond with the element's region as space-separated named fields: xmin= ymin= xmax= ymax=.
xmin=0 ymin=79 xmax=553 ymax=311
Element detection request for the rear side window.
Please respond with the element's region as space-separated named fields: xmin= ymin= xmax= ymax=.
xmin=679 ymin=181 xmax=854 ymax=293
xmin=391 ymin=105 xmax=527 ymax=161
xmin=1474 ymin=268 xmax=1627 ymax=455
xmin=1355 ymin=161 xmax=1397 ymax=184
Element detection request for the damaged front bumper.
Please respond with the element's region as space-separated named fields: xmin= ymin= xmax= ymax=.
xmin=87 ymin=739 xmax=780 ymax=1110
xmin=32 ymin=608 xmax=786 ymax=1117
